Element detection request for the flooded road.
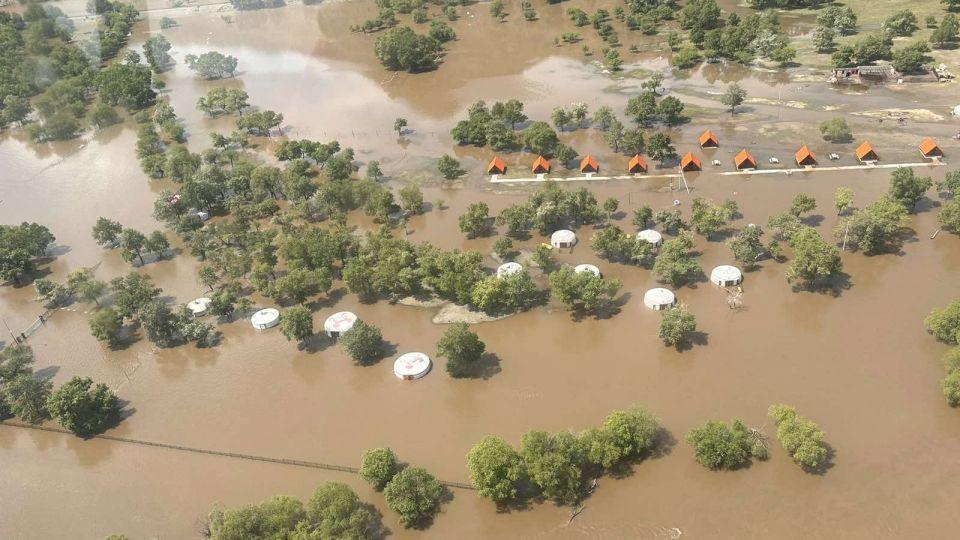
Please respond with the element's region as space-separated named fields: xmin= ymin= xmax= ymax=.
xmin=3 ymin=1 xmax=960 ymax=538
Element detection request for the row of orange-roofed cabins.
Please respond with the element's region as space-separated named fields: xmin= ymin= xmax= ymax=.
xmin=488 ymin=135 xmax=944 ymax=176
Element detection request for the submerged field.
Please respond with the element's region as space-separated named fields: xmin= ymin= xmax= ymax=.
xmin=2 ymin=0 xmax=960 ymax=538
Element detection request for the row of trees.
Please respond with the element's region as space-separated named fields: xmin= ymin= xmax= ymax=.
xmin=924 ymin=297 xmax=960 ymax=406
xmin=0 ymin=345 xmax=122 ymax=437
xmin=93 ymin=217 xmax=171 ymax=266
xmin=359 ymin=448 xmax=444 ymax=527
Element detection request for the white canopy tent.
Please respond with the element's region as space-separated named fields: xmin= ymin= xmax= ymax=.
xmin=574 ymin=264 xmax=601 ymax=277
xmin=250 ymin=308 xmax=281 ymax=329
xmin=186 ymin=297 xmax=212 ymax=317
xmin=643 ymin=288 xmax=676 ymax=310
xmin=394 ymin=352 xmax=432 ymax=380
xmin=710 ymin=265 xmax=743 ymax=286
xmin=636 ymin=229 xmax=663 ymax=246
xmin=324 ymin=311 xmax=357 ymax=338
xmin=550 ymin=229 xmax=577 ymax=249
xmin=496 ymin=262 xmax=523 ymax=278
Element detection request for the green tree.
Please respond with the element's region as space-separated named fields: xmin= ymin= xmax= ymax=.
xmin=467 ymin=436 xmax=524 ymax=504
xmin=458 ymin=202 xmax=490 ymax=238
xmin=110 ymin=272 xmax=162 ymax=319
xmin=686 ymin=419 xmax=766 ymax=470
xmin=394 ymin=117 xmax=408 ymax=136
xmin=90 ymin=307 xmax=123 ymax=346
xmin=522 ymin=121 xmax=560 ymax=155
xmin=658 ymin=305 xmax=697 ymax=348
xmin=437 ymin=154 xmax=463 ymax=179
xmin=727 ymin=225 xmax=768 ymax=269
xmin=819 ymin=117 xmax=852 ymax=143
xmin=139 ymin=300 xmax=177 ymax=346
xmin=548 ymin=265 xmax=622 ymax=313
xmin=340 ymin=320 xmax=383 ymax=364
xmin=924 ymin=300 xmax=960 ymax=344
xmin=6 ymin=374 xmax=52 ymax=424
xmin=652 ymin=232 xmax=702 ymax=286
xmin=939 ymin=199 xmax=960 ymax=234
xmin=96 ymin=60 xmax=156 ymax=110
xmin=768 ymin=404 xmax=829 ymax=470
xmin=835 ymin=187 xmax=854 ymax=215
xmin=119 ymin=228 xmax=147 ymax=265
xmin=142 ymin=34 xmax=173 ymax=72
xmin=359 ymin=447 xmax=400 ymax=490
xmin=303 ymin=482 xmax=380 ymax=539
xmin=883 ymin=10 xmax=918 ymax=36
xmin=281 ymin=305 xmax=313 ymax=344
xmin=206 ymin=495 xmax=305 ymax=539
xmin=89 ymin=103 xmax=121 ymax=129
xmin=646 ymin=131 xmax=675 ymax=162
xmin=789 ymin=194 xmax=817 ymax=217
xmin=786 ymin=227 xmax=842 ymax=287
xmin=374 ymin=26 xmax=442 ymax=72
xmin=520 ymin=430 xmax=585 ymax=504
xmin=184 ymin=51 xmax=238 ymax=79
xmin=834 ymin=196 xmax=908 ymax=253
xmin=888 ymin=168 xmax=932 ymax=211
xmin=437 ymin=323 xmax=485 ymax=377
xmin=690 ymin=198 xmax=737 ymax=239
xmin=383 ymin=467 xmax=443 ymax=527
xmin=47 ymin=376 xmax=122 ymax=436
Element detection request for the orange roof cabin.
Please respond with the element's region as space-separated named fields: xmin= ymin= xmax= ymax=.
xmin=855 ymin=141 xmax=878 ymax=163
xmin=734 ymin=149 xmax=757 ymax=171
xmin=698 ymin=130 xmax=719 ymax=149
xmin=579 ymin=155 xmax=599 ymax=174
xmin=487 ymin=156 xmax=506 ymax=175
xmin=795 ymin=145 xmax=817 ymax=167
xmin=532 ymin=155 xmax=551 ymax=174
xmin=919 ymin=137 xmax=943 ymax=159
xmin=680 ymin=152 xmax=702 ymax=172
xmin=628 ymin=154 xmax=648 ymax=174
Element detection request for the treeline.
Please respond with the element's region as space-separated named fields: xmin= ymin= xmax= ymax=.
xmin=0 ymin=345 xmax=123 ymax=437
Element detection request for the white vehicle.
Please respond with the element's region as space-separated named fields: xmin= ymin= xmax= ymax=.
xmin=829 ymin=153 xmax=840 ymax=160
xmin=711 ymin=159 xmax=721 ymax=166
xmin=768 ymin=157 xmax=780 ymax=164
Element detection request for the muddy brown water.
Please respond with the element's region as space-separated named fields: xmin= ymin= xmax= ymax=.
xmin=3 ymin=2 xmax=960 ymax=538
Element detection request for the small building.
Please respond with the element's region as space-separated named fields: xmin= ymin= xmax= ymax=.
xmin=643 ymin=288 xmax=676 ymax=311
xmin=734 ymin=149 xmax=757 ymax=171
xmin=636 ymin=229 xmax=663 ymax=247
xmin=855 ymin=141 xmax=878 ymax=163
xmin=487 ymin=156 xmax=507 ymax=175
xmin=324 ymin=311 xmax=357 ymax=339
xmin=628 ymin=154 xmax=647 ymax=174
xmin=550 ymin=229 xmax=577 ymax=249
xmin=496 ymin=262 xmax=523 ymax=278
xmin=831 ymin=66 xmax=896 ymax=84
xmin=680 ymin=152 xmax=702 ymax=172
xmin=795 ymin=145 xmax=817 ymax=167
xmin=186 ymin=297 xmax=212 ymax=317
xmin=710 ymin=265 xmax=743 ymax=287
xmin=698 ymin=130 xmax=719 ymax=148
xmin=394 ymin=352 xmax=432 ymax=380
xmin=574 ymin=263 xmax=601 ymax=277
xmin=579 ymin=155 xmax=599 ymax=174
xmin=532 ymin=155 xmax=551 ymax=174
xmin=250 ymin=308 xmax=280 ymax=330
xmin=919 ymin=137 xmax=943 ymax=159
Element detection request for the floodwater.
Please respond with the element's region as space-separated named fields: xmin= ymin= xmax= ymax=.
xmin=3 ymin=1 xmax=960 ymax=538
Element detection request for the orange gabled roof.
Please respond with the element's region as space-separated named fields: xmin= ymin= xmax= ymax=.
xmin=579 ymin=155 xmax=599 ymax=172
xmin=734 ymin=149 xmax=756 ymax=169
xmin=628 ymin=154 xmax=647 ymax=172
xmin=680 ymin=152 xmax=701 ymax=171
xmin=698 ymin=130 xmax=719 ymax=148
xmin=919 ymin=137 xmax=942 ymax=157
xmin=487 ymin=156 xmax=506 ymax=174
xmin=532 ymin=155 xmax=550 ymax=173
xmin=855 ymin=140 xmax=877 ymax=160
xmin=795 ymin=145 xmax=816 ymax=165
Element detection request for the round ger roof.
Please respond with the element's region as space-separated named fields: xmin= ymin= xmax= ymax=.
xmin=394 ymin=352 xmax=432 ymax=380
xmin=496 ymin=262 xmax=523 ymax=278
xmin=574 ymin=264 xmax=601 ymax=277
xmin=187 ymin=297 xmax=212 ymax=314
xmin=550 ymin=229 xmax=577 ymax=245
xmin=250 ymin=308 xmax=280 ymax=328
xmin=637 ymin=229 xmax=663 ymax=245
xmin=711 ymin=265 xmax=743 ymax=285
xmin=324 ymin=311 xmax=357 ymax=333
xmin=643 ymin=288 xmax=676 ymax=309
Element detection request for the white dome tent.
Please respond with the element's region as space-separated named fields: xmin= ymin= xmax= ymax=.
xmin=250 ymin=308 xmax=281 ymax=329
xmin=550 ymin=229 xmax=577 ymax=249
xmin=574 ymin=264 xmax=601 ymax=277
xmin=710 ymin=265 xmax=743 ymax=287
xmin=393 ymin=352 xmax=432 ymax=380
xmin=636 ymin=229 xmax=663 ymax=247
xmin=324 ymin=311 xmax=357 ymax=339
xmin=186 ymin=297 xmax=212 ymax=317
xmin=496 ymin=262 xmax=523 ymax=278
xmin=643 ymin=288 xmax=676 ymax=310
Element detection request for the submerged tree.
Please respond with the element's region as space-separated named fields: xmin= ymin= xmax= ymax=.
xmin=47 ymin=376 xmax=122 ymax=436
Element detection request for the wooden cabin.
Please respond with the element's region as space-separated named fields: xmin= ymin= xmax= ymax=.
xmin=795 ymin=145 xmax=817 ymax=167
xmin=680 ymin=152 xmax=702 ymax=172
xmin=734 ymin=149 xmax=757 ymax=171
xmin=628 ymin=154 xmax=647 ymax=174
xmin=698 ymin=130 xmax=719 ymax=148
xmin=487 ymin=156 xmax=506 ymax=175
xmin=579 ymin=155 xmax=599 ymax=174
xmin=919 ymin=137 xmax=943 ymax=159
xmin=532 ymin=155 xmax=551 ymax=174
xmin=855 ymin=141 xmax=878 ymax=163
